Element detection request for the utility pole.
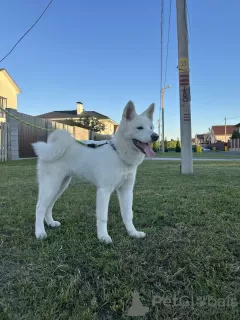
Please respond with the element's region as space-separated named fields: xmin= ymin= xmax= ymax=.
xmin=224 ymin=117 xmax=227 ymax=142
xmin=176 ymin=0 xmax=193 ymax=174
xmin=161 ymin=89 xmax=165 ymax=153
xmin=161 ymin=85 xmax=171 ymax=153
xmin=158 ymin=119 xmax=161 ymax=152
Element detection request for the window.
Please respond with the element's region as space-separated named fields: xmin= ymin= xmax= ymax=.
xmin=0 ymin=97 xmax=7 ymax=118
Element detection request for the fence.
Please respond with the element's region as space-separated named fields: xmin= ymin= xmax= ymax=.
xmin=0 ymin=122 xmax=10 ymax=162
xmin=229 ymin=138 xmax=240 ymax=152
xmin=6 ymin=109 xmax=90 ymax=159
xmin=93 ymin=132 xmax=113 ymax=141
xmin=5 ymin=108 xmax=115 ymax=160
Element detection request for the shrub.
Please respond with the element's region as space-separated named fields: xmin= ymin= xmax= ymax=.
xmin=151 ymin=141 xmax=159 ymax=152
xmin=176 ymin=140 xmax=181 ymax=152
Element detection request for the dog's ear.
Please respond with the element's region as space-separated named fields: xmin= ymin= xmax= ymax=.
xmin=141 ymin=103 xmax=155 ymax=121
xmin=122 ymin=100 xmax=137 ymax=121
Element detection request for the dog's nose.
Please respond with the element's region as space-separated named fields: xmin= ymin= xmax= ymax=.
xmin=151 ymin=133 xmax=159 ymax=142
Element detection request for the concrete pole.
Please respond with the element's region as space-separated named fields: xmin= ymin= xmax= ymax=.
xmin=176 ymin=0 xmax=193 ymax=174
xmin=224 ymin=117 xmax=227 ymax=142
xmin=161 ymin=89 xmax=165 ymax=153
xmin=158 ymin=119 xmax=161 ymax=152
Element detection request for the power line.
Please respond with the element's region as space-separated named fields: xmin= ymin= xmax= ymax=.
xmin=160 ymin=0 xmax=164 ymax=101
xmin=163 ymin=0 xmax=172 ymax=88
xmin=212 ymin=116 xmax=240 ymax=125
xmin=158 ymin=0 xmax=164 ymax=151
xmin=226 ymin=116 xmax=240 ymax=121
xmin=186 ymin=0 xmax=191 ymax=44
xmin=0 ymin=0 xmax=55 ymax=64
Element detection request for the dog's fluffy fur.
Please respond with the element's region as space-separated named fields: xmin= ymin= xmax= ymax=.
xmin=32 ymin=101 xmax=158 ymax=243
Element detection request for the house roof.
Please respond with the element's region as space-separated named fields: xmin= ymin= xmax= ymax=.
xmin=235 ymin=123 xmax=240 ymax=127
xmin=212 ymin=125 xmax=235 ymax=135
xmin=0 ymin=68 xmax=21 ymax=93
xmin=37 ymin=109 xmax=118 ymax=124
xmin=38 ymin=110 xmax=110 ymax=120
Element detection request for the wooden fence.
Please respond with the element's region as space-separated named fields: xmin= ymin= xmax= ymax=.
xmin=5 ymin=108 xmax=115 ymax=160
xmin=0 ymin=122 xmax=9 ymax=162
xmin=6 ymin=109 xmax=90 ymax=159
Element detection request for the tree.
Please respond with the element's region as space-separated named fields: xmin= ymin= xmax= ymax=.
xmin=62 ymin=117 xmax=105 ymax=135
xmin=164 ymin=138 xmax=168 ymax=152
xmin=151 ymin=140 xmax=159 ymax=152
xmin=168 ymin=139 xmax=177 ymax=149
xmin=175 ymin=139 xmax=181 ymax=152
xmin=232 ymin=130 xmax=240 ymax=139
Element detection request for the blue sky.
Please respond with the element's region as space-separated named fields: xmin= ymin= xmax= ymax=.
xmin=1 ymin=0 xmax=240 ymax=139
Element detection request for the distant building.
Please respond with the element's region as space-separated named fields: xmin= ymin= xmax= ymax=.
xmin=194 ymin=133 xmax=211 ymax=145
xmin=0 ymin=68 xmax=21 ymax=122
xmin=210 ymin=125 xmax=236 ymax=143
xmin=37 ymin=102 xmax=119 ymax=135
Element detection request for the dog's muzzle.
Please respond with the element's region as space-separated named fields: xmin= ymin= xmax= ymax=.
xmin=151 ymin=133 xmax=159 ymax=142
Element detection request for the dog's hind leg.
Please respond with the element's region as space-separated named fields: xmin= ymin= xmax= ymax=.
xmin=35 ymin=174 xmax=65 ymax=239
xmin=96 ymin=188 xmax=112 ymax=244
xmin=117 ymin=174 xmax=146 ymax=239
xmin=44 ymin=176 xmax=72 ymax=228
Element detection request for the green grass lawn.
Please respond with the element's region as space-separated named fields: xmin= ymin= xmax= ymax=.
xmin=1 ymin=159 xmax=240 ymax=319
xmin=154 ymin=151 xmax=240 ymax=158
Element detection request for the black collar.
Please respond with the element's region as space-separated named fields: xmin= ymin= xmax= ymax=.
xmin=108 ymin=140 xmax=117 ymax=152
xmin=84 ymin=139 xmax=117 ymax=153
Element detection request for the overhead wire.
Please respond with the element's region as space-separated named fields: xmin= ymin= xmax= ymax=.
xmin=160 ymin=0 xmax=164 ymax=111
xmin=185 ymin=0 xmax=191 ymax=44
xmin=226 ymin=116 xmax=240 ymax=121
xmin=163 ymin=0 xmax=172 ymax=88
xmin=158 ymin=0 xmax=164 ymax=147
xmin=0 ymin=0 xmax=55 ymax=64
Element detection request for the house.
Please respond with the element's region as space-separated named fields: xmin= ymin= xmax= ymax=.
xmin=210 ymin=125 xmax=236 ymax=143
xmin=194 ymin=133 xmax=211 ymax=145
xmin=195 ymin=134 xmax=204 ymax=144
xmin=0 ymin=69 xmax=21 ymax=122
xmin=37 ymin=102 xmax=119 ymax=135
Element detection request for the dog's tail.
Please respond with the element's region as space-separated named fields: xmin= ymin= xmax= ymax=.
xmin=32 ymin=129 xmax=75 ymax=162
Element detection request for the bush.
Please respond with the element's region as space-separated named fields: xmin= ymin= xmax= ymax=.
xmin=164 ymin=140 xmax=168 ymax=152
xmin=176 ymin=140 xmax=181 ymax=152
xmin=232 ymin=130 xmax=240 ymax=139
xmin=151 ymin=141 xmax=159 ymax=152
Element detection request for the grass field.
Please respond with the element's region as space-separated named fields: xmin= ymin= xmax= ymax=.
xmin=154 ymin=151 xmax=240 ymax=158
xmin=1 ymin=159 xmax=240 ymax=319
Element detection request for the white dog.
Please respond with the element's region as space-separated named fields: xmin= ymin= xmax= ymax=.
xmin=32 ymin=101 xmax=158 ymax=243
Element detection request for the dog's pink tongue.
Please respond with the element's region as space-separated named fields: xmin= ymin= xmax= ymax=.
xmin=143 ymin=143 xmax=155 ymax=158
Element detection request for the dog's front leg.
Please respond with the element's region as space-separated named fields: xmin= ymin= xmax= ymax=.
xmin=96 ymin=188 xmax=112 ymax=244
xmin=117 ymin=178 xmax=146 ymax=239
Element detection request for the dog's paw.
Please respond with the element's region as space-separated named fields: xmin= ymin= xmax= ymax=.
xmin=48 ymin=220 xmax=61 ymax=228
xmin=129 ymin=230 xmax=146 ymax=239
xmin=98 ymin=235 xmax=113 ymax=244
xmin=35 ymin=231 xmax=47 ymax=239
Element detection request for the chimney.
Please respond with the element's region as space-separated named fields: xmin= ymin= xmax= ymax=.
xmin=76 ymin=102 xmax=83 ymax=115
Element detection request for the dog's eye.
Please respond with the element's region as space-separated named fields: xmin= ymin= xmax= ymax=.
xmin=137 ymin=126 xmax=144 ymax=130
